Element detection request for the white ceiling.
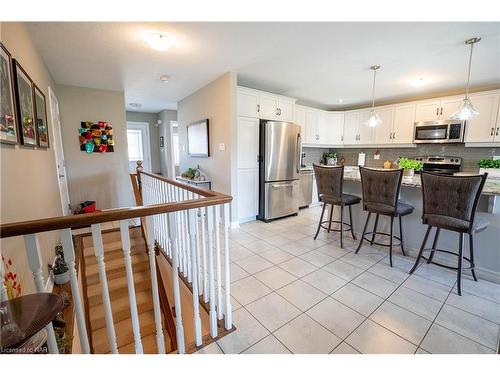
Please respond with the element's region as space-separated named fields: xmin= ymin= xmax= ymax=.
xmin=27 ymin=22 xmax=500 ymax=113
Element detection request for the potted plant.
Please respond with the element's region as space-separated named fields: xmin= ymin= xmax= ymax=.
xmin=478 ymin=159 xmax=500 ymax=179
xmin=49 ymin=243 xmax=69 ymax=285
xmin=398 ymin=158 xmax=423 ymax=178
xmin=322 ymin=152 xmax=338 ymax=166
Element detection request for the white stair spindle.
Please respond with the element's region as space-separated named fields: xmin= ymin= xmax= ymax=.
xmin=188 ymin=209 xmax=203 ymax=346
xmin=223 ymin=203 xmax=233 ymax=329
xmin=214 ymin=205 xmax=223 ymax=320
xmin=145 ymin=215 xmax=166 ymax=354
xmin=23 ymin=234 xmax=59 ymax=354
xmin=90 ymin=224 xmax=119 ymax=353
xmin=201 ymin=206 xmax=208 ymax=303
xmin=60 ymin=229 xmax=90 ymax=353
xmin=119 ymin=220 xmax=144 ymax=354
xmin=168 ymin=211 xmax=186 ymax=353
xmin=195 ymin=208 xmax=202 ymax=296
xmin=207 ymin=206 xmax=217 ymax=337
xmin=184 ymin=192 xmax=192 ymax=283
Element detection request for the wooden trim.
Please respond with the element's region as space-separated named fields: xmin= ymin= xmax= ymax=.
xmin=139 ymin=171 xmax=218 ymax=198
xmin=155 ymin=255 xmax=177 ymax=352
xmin=130 ymin=173 xmax=143 ymax=206
xmin=1 ymin=196 xmax=231 ymax=239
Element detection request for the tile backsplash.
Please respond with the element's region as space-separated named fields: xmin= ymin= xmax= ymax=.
xmin=302 ymin=147 xmax=330 ymax=166
xmin=330 ymin=144 xmax=499 ymax=173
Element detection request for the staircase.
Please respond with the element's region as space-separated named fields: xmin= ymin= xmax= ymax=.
xmin=80 ymin=226 xmax=173 ymax=353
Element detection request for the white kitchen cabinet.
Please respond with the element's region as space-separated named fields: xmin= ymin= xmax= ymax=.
xmin=294 ymin=105 xmax=306 ymax=138
xmin=237 ymin=88 xmax=260 ymax=118
xmin=465 ymin=93 xmax=500 ymax=143
xmin=304 ymin=109 xmax=319 ymax=144
xmin=357 ymin=110 xmax=375 ymax=145
xmin=440 ymin=99 xmax=465 ymax=120
xmin=237 ymin=169 xmax=259 ymax=221
xmin=373 ymin=107 xmax=395 ymax=144
xmin=393 ymin=104 xmax=416 ymax=144
xmin=320 ymin=112 xmax=344 ymax=145
xmin=343 ymin=111 xmax=360 ymax=145
xmin=237 ymin=117 xmax=259 ymax=169
xmin=278 ymin=97 xmax=295 ymax=122
xmin=415 ymin=101 xmax=442 ymax=122
xmin=259 ymin=93 xmax=279 ymax=120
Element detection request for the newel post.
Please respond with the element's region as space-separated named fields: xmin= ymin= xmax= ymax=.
xmin=136 ymin=160 xmax=143 ymax=194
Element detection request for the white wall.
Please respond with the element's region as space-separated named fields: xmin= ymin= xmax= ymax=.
xmin=0 ymin=22 xmax=62 ymax=295
xmin=57 ymin=85 xmax=134 ymax=210
xmin=177 ymin=72 xmax=237 ymax=195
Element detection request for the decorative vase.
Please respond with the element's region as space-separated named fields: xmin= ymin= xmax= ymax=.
xmin=54 ymin=271 xmax=70 ymax=285
xmin=327 ymin=157 xmax=337 ymax=166
xmin=403 ymin=168 xmax=415 ymax=178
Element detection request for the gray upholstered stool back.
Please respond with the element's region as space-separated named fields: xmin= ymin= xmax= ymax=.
xmin=313 ymin=164 xmax=343 ymax=203
xmin=359 ymin=167 xmax=403 ymax=214
xmin=421 ymin=171 xmax=487 ymax=231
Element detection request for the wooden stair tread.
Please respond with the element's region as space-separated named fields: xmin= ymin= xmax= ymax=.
xmin=85 ymin=252 xmax=149 ymax=278
xmin=82 ymin=226 xmax=143 ymax=247
xmin=117 ymin=331 xmax=171 ymax=354
xmin=85 ymin=254 xmax=150 ymax=286
xmin=92 ymin=310 xmax=158 ymax=353
xmin=84 ymin=242 xmax=146 ymax=263
xmin=89 ymin=290 xmax=154 ymax=330
xmin=87 ymin=272 xmax=152 ymax=306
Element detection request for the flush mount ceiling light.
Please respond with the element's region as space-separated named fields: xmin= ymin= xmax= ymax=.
xmin=142 ymin=31 xmax=174 ymax=51
xmin=366 ymin=65 xmax=382 ymax=128
xmin=160 ymin=74 xmax=170 ymax=83
xmin=128 ymin=102 xmax=142 ymax=109
xmin=452 ymin=37 xmax=481 ymax=121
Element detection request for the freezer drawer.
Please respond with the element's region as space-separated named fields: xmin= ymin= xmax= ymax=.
xmin=264 ymin=180 xmax=300 ymax=220
xmin=298 ymin=171 xmax=313 ymax=208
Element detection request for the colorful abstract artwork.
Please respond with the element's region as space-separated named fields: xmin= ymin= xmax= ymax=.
xmin=79 ymin=121 xmax=114 ymax=153
xmin=2 ymin=255 xmax=22 ymax=299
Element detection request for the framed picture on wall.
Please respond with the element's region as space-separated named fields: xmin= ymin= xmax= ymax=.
xmin=12 ymin=59 xmax=37 ymax=146
xmin=187 ymin=119 xmax=210 ymax=157
xmin=33 ymin=84 xmax=49 ymax=148
xmin=0 ymin=43 xmax=19 ymax=144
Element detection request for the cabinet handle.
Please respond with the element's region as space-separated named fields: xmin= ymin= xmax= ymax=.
xmin=440 ymin=107 xmax=443 ymax=116
xmin=496 ymin=127 xmax=499 ymax=136
xmin=276 ymin=108 xmax=278 ymax=116
xmin=279 ymin=108 xmax=281 ymax=116
xmin=491 ymin=127 xmax=495 ymax=136
xmin=393 ymin=132 xmax=396 ymax=140
xmin=436 ymin=108 xmax=439 ymax=116
xmin=257 ymin=104 xmax=260 ymax=113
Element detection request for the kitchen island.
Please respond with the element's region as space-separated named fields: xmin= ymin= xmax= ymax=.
xmin=326 ymin=166 xmax=500 ymax=283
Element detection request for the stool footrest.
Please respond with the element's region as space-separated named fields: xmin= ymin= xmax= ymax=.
xmin=419 ymin=248 xmax=475 ymax=272
xmin=362 ymin=231 xmax=402 ymax=248
xmin=319 ymin=220 xmax=352 ymax=233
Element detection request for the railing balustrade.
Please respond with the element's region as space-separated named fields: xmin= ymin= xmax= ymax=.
xmin=0 ymin=162 xmax=232 ymax=354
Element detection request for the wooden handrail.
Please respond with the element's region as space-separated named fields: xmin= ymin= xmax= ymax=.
xmin=1 ymin=194 xmax=231 ymax=239
xmin=139 ymin=170 xmax=218 ymax=198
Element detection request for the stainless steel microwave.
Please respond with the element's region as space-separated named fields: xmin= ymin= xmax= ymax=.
xmin=413 ymin=120 xmax=466 ymax=144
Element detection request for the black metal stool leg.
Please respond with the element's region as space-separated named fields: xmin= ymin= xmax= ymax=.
xmin=370 ymin=214 xmax=379 ymax=245
xmin=469 ymin=233 xmax=478 ymax=282
xmin=427 ymin=228 xmax=440 ymax=264
xmin=327 ymin=204 xmax=334 ymax=233
xmin=389 ymin=216 xmax=394 ymax=267
xmin=399 ymin=216 xmax=406 ymax=256
xmin=348 ymin=205 xmax=356 ymax=240
xmin=340 ymin=205 xmax=344 ymax=249
xmin=410 ymin=225 xmax=432 ymax=274
xmin=457 ymin=233 xmax=464 ymax=295
xmin=355 ymin=212 xmax=371 ymax=254
xmin=314 ymin=203 xmax=326 ymax=240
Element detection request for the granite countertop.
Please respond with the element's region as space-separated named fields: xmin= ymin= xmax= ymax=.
xmin=341 ymin=166 xmax=500 ymax=196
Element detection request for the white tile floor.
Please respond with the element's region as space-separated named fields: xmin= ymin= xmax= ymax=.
xmin=208 ymin=206 xmax=500 ymax=354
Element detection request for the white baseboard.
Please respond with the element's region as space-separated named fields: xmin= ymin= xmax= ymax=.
xmin=45 ymin=272 xmax=54 ymax=292
xmin=230 ymin=221 xmax=241 ymax=229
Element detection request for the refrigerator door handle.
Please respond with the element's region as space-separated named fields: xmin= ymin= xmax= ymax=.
xmin=296 ymin=133 xmax=301 ymax=174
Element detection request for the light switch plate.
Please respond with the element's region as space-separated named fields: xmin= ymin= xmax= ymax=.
xmin=219 ymin=143 xmax=226 ymax=151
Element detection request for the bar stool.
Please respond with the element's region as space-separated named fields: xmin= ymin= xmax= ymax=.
xmin=355 ymin=167 xmax=414 ymax=267
xmin=313 ymin=164 xmax=361 ymax=248
xmin=409 ymin=171 xmax=488 ymax=295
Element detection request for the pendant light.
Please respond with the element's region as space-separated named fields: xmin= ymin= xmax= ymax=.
xmin=452 ymin=37 xmax=481 ymax=121
xmin=366 ymin=65 xmax=382 ymax=128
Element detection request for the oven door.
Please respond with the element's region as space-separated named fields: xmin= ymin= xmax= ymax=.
xmin=414 ymin=122 xmax=448 ymax=143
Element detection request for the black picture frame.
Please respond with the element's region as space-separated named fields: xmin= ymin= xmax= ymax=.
xmin=12 ymin=59 xmax=37 ymax=147
xmin=33 ymin=84 xmax=49 ymax=148
xmin=0 ymin=43 xmax=19 ymax=145
xmin=187 ymin=119 xmax=210 ymax=157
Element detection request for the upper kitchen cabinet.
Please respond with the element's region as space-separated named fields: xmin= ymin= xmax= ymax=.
xmin=294 ymin=105 xmax=307 ymax=138
xmin=258 ymin=93 xmax=295 ymax=122
xmin=464 ymin=92 xmax=500 ymax=143
xmin=415 ymin=101 xmax=443 ymax=122
xmin=373 ymin=107 xmax=395 ymax=144
xmin=237 ymin=88 xmax=260 ymax=118
xmin=343 ymin=110 xmax=374 ymax=145
xmin=320 ymin=112 xmax=344 ymax=145
xmin=304 ymin=108 xmax=319 ymax=144
xmin=392 ymin=104 xmax=416 ymax=144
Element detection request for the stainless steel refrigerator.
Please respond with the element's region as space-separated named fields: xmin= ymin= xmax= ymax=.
xmin=258 ymin=120 xmax=302 ymax=222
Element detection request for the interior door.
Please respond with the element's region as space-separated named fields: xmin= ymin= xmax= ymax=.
xmin=48 ymin=87 xmax=71 ymax=215
xmin=127 ymin=122 xmax=151 ymax=172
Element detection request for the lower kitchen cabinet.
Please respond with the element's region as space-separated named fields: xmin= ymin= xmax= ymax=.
xmin=237 ymin=168 xmax=259 ymax=222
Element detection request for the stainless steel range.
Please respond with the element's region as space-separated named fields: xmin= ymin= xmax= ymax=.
xmin=414 ymin=156 xmax=462 ymax=175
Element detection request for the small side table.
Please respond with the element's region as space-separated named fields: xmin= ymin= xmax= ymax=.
xmin=176 ymin=176 xmax=212 ymax=190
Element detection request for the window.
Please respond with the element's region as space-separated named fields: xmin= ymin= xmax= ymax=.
xmin=127 ymin=129 xmax=143 ymax=161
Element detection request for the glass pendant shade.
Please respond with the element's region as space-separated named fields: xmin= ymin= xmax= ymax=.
xmin=366 ymin=109 xmax=382 ymax=128
xmin=451 ymin=97 xmax=479 ymax=120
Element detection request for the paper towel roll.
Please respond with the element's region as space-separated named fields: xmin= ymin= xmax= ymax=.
xmin=358 ymin=152 xmax=366 ymax=166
